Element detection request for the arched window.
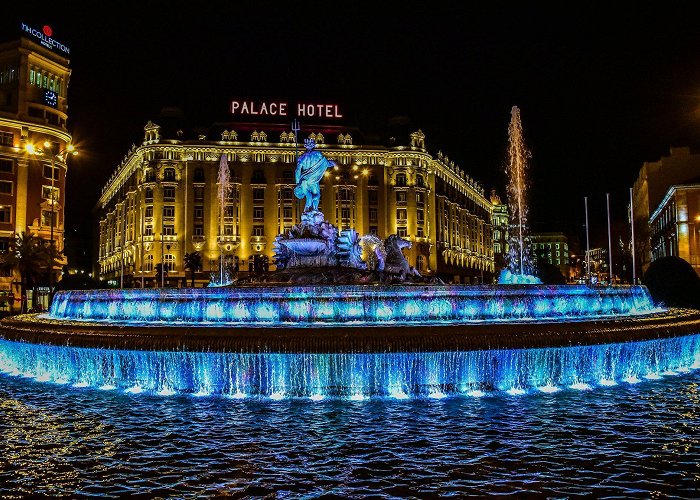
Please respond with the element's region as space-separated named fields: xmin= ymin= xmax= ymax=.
xmin=163 ymin=168 xmax=176 ymax=181
xmin=416 ymin=174 xmax=424 ymax=187
xmin=395 ymin=173 xmax=406 ymax=186
xmin=144 ymin=254 xmax=154 ymax=272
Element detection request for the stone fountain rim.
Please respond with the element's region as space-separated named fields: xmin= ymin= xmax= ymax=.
xmin=0 ymin=308 xmax=698 ymax=354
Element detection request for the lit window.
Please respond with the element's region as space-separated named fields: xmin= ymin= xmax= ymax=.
xmin=41 ymin=209 xmax=55 ymax=227
xmin=163 ymin=254 xmax=176 ymax=272
xmin=41 ymin=185 xmax=58 ymax=200
xmin=144 ymin=255 xmax=154 ymax=272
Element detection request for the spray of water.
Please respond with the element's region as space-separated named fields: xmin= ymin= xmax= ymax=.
xmin=505 ymin=106 xmax=536 ymax=279
xmin=216 ymin=155 xmax=232 ymax=285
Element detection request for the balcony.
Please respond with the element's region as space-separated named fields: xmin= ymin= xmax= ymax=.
xmin=162 ymin=234 xmax=178 ymax=242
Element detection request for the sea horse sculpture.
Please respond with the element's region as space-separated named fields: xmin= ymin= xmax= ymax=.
xmin=294 ymin=138 xmax=337 ymax=212
xmin=383 ymin=234 xmax=420 ymax=279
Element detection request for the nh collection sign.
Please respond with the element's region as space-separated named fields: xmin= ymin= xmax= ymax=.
xmin=231 ymin=100 xmax=343 ymax=119
xmin=21 ymin=22 xmax=70 ymax=54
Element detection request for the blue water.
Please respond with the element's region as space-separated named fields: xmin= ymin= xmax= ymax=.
xmin=48 ymin=285 xmax=657 ymax=325
xmin=1 ymin=367 xmax=699 ymax=497
xmin=2 ymin=335 xmax=698 ymax=399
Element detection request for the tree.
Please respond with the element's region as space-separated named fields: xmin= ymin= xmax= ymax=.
xmin=0 ymin=232 xmax=56 ymax=313
xmin=184 ymin=251 xmax=203 ymax=287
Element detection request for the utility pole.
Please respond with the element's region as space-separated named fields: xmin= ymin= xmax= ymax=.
xmin=629 ymin=187 xmax=636 ymax=284
xmin=606 ymin=193 xmax=613 ymax=285
xmin=585 ymin=196 xmax=591 ymax=284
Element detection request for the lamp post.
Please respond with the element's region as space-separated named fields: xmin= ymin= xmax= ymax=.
xmin=26 ymin=141 xmax=77 ymax=299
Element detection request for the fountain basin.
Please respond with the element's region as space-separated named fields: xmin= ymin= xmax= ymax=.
xmin=47 ymin=284 xmax=657 ymax=325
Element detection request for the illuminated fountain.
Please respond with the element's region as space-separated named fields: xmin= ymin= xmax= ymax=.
xmin=1 ymin=137 xmax=700 ymax=400
xmin=499 ymin=106 xmax=540 ymax=284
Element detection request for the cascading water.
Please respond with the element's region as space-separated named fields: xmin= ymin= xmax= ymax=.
xmin=1 ymin=334 xmax=698 ymax=399
xmin=48 ymin=285 xmax=658 ymax=324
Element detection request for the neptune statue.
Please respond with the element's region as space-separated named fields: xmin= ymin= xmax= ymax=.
xmin=294 ymin=138 xmax=336 ymax=212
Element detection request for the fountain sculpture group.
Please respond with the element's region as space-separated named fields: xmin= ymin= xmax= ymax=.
xmin=1 ymin=115 xmax=699 ymax=400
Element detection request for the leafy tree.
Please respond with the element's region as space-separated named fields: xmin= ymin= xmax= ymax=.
xmin=184 ymin=251 xmax=203 ymax=287
xmin=0 ymin=232 xmax=56 ymax=313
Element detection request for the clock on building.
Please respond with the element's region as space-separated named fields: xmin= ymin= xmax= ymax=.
xmin=43 ymin=90 xmax=58 ymax=107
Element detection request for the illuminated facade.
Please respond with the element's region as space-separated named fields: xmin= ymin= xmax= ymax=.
xmin=633 ymin=147 xmax=700 ymax=276
xmin=97 ymin=122 xmax=494 ymax=285
xmin=489 ymin=189 xmax=509 ymax=274
xmin=0 ymin=34 xmax=72 ymax=295
xmin=530 ymin=232 xmax=570 ymax=278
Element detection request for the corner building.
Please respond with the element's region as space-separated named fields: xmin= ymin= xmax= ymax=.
xmin=0 ymin=35 xmax=72 ymax=297
xmin=97 ymin=122 xmax=494 ymax=285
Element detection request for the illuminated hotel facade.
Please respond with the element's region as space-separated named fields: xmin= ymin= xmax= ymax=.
xmin=0 ymin=31 xmax=73 ymax=297
xmin=97 ymin=119 xmax=494 ymax=285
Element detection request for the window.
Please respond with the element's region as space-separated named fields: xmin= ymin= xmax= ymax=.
xmin=0 ymin=207 xmax=10 ymax=223
xmin=194 ymin=206 xmax=203 ymax=219
xmin=283 ymin=170 xmax=294 ymax=181
xmin=41 ymin=185 xmax=59 ymax=200
xmin=163 ymin=168 xmax=176 ymax=181
xmin=163 ymin=254 xmax=176 ymax=272
xmin=283 ymin=207 xmax=292 ymax=219
xmin=224 ymin=224 xmax=234 ymax=236
xmin=224 ymin=205 xmax=235 ymax=217
xmin=416 ymin=175 xmax=424 ymax=187
xmin=0 ymin=237 xmax=9 ymax=252
xmin=252 ymin=226 xmax=264 ymax=236
xmin=253 ymin=207 xmax=264 ymax=219
xmin=369 ymin=226 xmax=378 ymax=235
xmin=417 ymin=226 xmax=424 ymax=238
xmin=397 ymin=227 xmax=408 ymax=238
xmin=556 ymin=243 xmax=560 ymax=249
xmin=163 ymin=186 xmax=175 ymax=201
xmin=253 ymin=188 xmax=265 ymax=201
xmin=395 ymin=173 xmax=406 ymax=186
xmin=416 ymin=192 xmax=424 ymax=205
xmin=145 ymin=170 xmax=156 ymax=182
xmin=144 ymin=255 xmax=154 ymax=272
xmin=145 ymin=188 xmax=153 ymax=202
xmin=145 ymin=206 xmax=153 ymax=218
xmin=194 ymin=187 xmax=204 ymax=202
xmin=368 ymin=190 xmax=378 ymax=204
xmin=43 ymin=165 xmax=59 ymax=180
xmin=397 ymin=209 xmax=407 ymax=221
xmin=0 ymin=158 xmax=12 ymax=172
xmin=163 ymin=206 xmax=175 ymax=218
xmin=0 ymin=181 xmax=12 ymax=194
xmin=252 ymin=170 xmax=265 ymax=183
xmin=368 ymin=173 xmax=378 ymax=185
xmin=144 ymin=225 xmax=153 ymax=236
xmin=417 ymin=209 xmax=424 ymax=223
xmin=369 ymin=208 xmax=378 ymax=223
xmin=193 ymin=168 xmax=205 ymax=182
xmin=0 ymin=132 xmax=12 ymax=146
xmin=282 ymin=188 xmax=293 ymax=200
xmin=396 ymin=191 xmax=407 ymax=203
xmin=416 ymin=255 xmax=426 ymax=271
xmin=494 ymin=243 xmax=501 ymax=253
xmin=194 ymin=224 xmax=204 ymax=236
xmin=341 ymin=208 xmax=350 ymax=219
xmin=41 ymin=209 xmax=55 ymax=227
xmin=163 ymin=225 xmax=175 ymax=235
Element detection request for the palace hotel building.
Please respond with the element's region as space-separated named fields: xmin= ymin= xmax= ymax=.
xmin=0 ymin=27 xmax=73 ymax=300
xmin=97 ymin=111 xmax=495 ymax=285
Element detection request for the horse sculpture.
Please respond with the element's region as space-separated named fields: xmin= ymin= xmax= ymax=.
xmin=383 ymin=234 xmax=421 ymax=279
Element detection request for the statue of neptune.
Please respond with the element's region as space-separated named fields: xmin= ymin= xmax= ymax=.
xmin=294 ymin=139 xmax=336 ymax=212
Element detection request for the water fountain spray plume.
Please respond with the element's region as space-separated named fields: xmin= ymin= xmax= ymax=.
xmin=505 ymin=106 xmax=536 ymax=280
xmin=217 ymin=155 xmax=232 ymax=284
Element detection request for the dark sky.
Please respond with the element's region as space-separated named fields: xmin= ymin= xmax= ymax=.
xmin=6 ymin=4 xmax=700 ymax=261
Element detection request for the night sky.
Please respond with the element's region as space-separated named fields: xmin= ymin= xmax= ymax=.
xmin=5 ymin=4 xmax=700 ymax=266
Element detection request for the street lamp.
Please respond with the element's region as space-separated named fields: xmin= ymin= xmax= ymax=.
xmin=25 ymin=141 xmax=78 ymax=296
